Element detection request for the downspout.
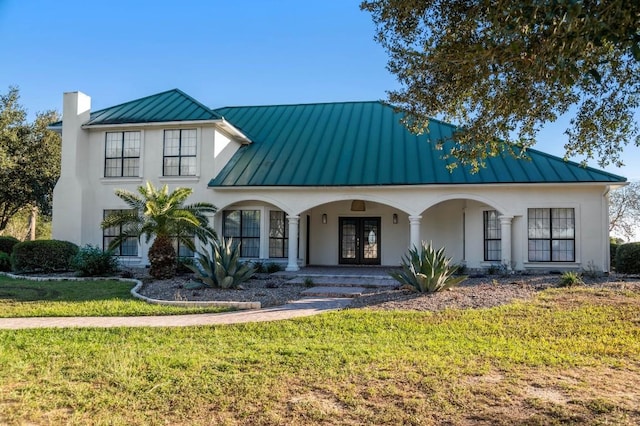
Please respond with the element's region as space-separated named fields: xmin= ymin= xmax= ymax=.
xmin=602 ymin=186 xmax=610 ymax=273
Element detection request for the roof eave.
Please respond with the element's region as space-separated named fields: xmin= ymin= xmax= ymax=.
xmin=217 ymin=118 xmax=252 ymax=144
xmin=81 ymin=119 xmax=223 ymax=129
xmin=47 ymin=124 xmax=62 ymax=134
xmin=208 ymin=181 xmax=626 ymax=189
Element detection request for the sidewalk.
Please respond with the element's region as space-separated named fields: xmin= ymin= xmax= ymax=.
xmin=0 ymin=297 xmax=353 ymax=330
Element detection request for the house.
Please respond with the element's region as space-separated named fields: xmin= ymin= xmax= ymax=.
xmin=50 ymin=89 xmax=626 ymax=272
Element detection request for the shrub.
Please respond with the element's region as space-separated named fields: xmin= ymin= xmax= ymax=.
xmin=390 ymin=242 xmax=467 ymax=293
xmin=252 ymin=261 xmax=265 ymax=273
xmin=188 ymin=238 xmax=256 ymax=289
xmin=0 ymin=236 xmax=19 ymax=255
xmin=71 ymin=245 xmax=119 ymax=277
xmin=610 ymin=242 xmax=618 ymax=271
xmin=266 ymin=262 xmax=282 ymax=273
xmin=559 ymin=271 xmax=583 ymax=287
xmin=0 ymin=252 xmax=11 ymax=272
xmin=11 ymin=240 xmax=79 ymax=273
xmin=615 ymin=242 xmax=640 ymax=274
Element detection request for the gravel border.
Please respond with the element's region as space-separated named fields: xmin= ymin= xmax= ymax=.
xmin=5 ymin=270 xmax=640 ymax=313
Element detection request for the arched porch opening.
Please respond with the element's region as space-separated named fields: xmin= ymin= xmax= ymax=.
xmin=213 ymin=199 xmax=293 ymax=266
xmin=415 ymin=198 xmax=517 ymax=271
xmin=301 ymin=198 xmax=410 ymax=267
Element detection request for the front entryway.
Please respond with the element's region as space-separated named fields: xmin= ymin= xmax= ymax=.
xmin=339 ymin=217 xmax=381 ymax=265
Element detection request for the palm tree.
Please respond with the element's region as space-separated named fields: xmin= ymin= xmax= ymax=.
xmin=101 ymin=181 xmax=217 ymax=279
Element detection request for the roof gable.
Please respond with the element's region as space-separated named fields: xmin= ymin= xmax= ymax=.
xmin=84 ymin=89 xmax=221 ymax=125
xmin=210 ymin=101 xmax=625 ymax=186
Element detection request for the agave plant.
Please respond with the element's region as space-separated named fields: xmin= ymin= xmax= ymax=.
xmin=390 ymin=242 xmax=467 ymax=293
xmin=188 ymin=238 xmax=255 ymax=289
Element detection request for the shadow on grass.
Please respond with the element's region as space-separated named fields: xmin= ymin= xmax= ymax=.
xmin=0 ymin=277 xmax=133 ymax=303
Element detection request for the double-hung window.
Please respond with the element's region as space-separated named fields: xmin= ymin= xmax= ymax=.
xmin=483 ymin=210 xmax=501 ymax=261
xmin=223 ymin=210 xmax=260 ymax=257
xmin=163 ymin=129 xmax=196 ymax=176
xmin=269 ymin=211 xmax=288 ymax=258
xmin=105 ymin=131 xmax=140 ymax=177
xmin=528 ymin=208 xmax=575 ymax=261
xmin=103 ymin=210 xmax=138 ymax=256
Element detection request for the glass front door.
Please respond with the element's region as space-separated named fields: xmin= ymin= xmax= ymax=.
xmin=339 ymin=217 xmax=381 ymax=265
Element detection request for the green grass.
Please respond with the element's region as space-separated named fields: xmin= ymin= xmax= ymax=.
xmin=1 ymin=287 xmax=639 ymax=425
xmin=0 ymin=276 xmax=230 ymax=317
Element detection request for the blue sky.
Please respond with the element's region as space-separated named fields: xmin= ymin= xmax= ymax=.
xmin=1 ymin=0 xmax=638 ymax=179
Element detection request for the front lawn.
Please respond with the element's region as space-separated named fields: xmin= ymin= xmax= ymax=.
xmin=0 ymin=276 xmax=230 ymax=317
xmin=1 ymin=287 xmax=638 ymax=425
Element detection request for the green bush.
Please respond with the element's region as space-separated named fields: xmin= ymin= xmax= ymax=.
xmin=559 ymin=271 xmax=583 ymax=287
xmin=266 ymin=262 xmax=282 ymax=273
xmin=390 ymin=242 xmax=467 ymax=293
xmin=252 ymin=261 xmax=265 ymax=273
xmin=71 ymin=245 xmax=119 ymax=277
xmin=0 ymin=252 xmax=11 ymax=272
xmin=0 ymin=236 xmax=19 ymax=255
xmin=610 ymin=242 xmax=618 ymax=271
xmin=615 ymin=242 xmax=640 ymax=274
xmin=11 ymin=240 xmax=79 ymax=273
xmin=188 ymin=238 xmax=255 ymax=289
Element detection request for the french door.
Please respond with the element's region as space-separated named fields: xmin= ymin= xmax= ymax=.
xmin=339 ymin=217 xmax=381 ymax=265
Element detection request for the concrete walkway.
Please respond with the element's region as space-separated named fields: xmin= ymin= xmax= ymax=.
xmin=0 ymin=297 xmax=353 ymax=330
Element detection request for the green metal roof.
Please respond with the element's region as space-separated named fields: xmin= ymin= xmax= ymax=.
xmin=50 ymin=89 xmax=221 ymax=128
xmin=86 ymin=89 xmax=221 ymax=125
xmin=210 ymin=101 xmax=626 ymax=186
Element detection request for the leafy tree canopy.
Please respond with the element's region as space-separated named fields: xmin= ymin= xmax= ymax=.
xmin=0 ymin=87 xmax=61 ymax=231
xmin=362 ymin=0 xmax=640 ymax=171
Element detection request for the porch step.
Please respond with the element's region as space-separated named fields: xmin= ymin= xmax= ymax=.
xmin=301 ymin=286 xmax=367 ymax=298
xmin=287 ymin=276 xmax=397 ymax=288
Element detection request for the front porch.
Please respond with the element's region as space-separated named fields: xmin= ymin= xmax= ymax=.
xmin=216 ymin=197 xmax=514 ymax=272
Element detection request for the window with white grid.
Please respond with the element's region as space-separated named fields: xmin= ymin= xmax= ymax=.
xmin=528 ymin=208 xmax=575 ymax=262
xmin=104 ymin=131 xmax=140 ymax=177
xmin=163 ymin=129 xmax=196 ymax=176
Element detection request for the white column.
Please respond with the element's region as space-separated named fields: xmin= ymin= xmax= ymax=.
xmin=409 ymin=215 xmax=422 ymax=250
xmin=499 ymin=215 xmax=513 ymax=270
xmin=286 ymin=215 xmax=300 ymax=271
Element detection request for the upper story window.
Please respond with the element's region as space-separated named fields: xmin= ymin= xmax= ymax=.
xmin=528 ymin=208 xmax=575 ymax=262
xmin=483 ymin=210 xmax=501 ymax=261
xmin=163 ymin=129 xmax=196 ymax=176
xmin=105 ymin=131 xmax=140 ymax=177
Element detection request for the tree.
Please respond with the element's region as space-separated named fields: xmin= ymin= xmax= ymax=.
xmin=609 ymin=181 xmax=640 ymax=241
xmin=0 ymin=87 xmax=61 ymax=232
xmin=101 ymin=182 xmax=217 ymax=279
xmin=361 ymin=0 xmax=640 ymax=171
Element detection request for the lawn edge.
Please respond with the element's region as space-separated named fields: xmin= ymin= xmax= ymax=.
xmin=0 ymin=272 xmax=261 ymax=310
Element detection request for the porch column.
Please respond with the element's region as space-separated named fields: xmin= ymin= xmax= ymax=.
xmin=286 ymin=215 xmax=300 ymax=272
xmin=499 ymin=215 xmax=513 ymax=270
xmin=409 ymin=215 xmax=422 ymax=250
